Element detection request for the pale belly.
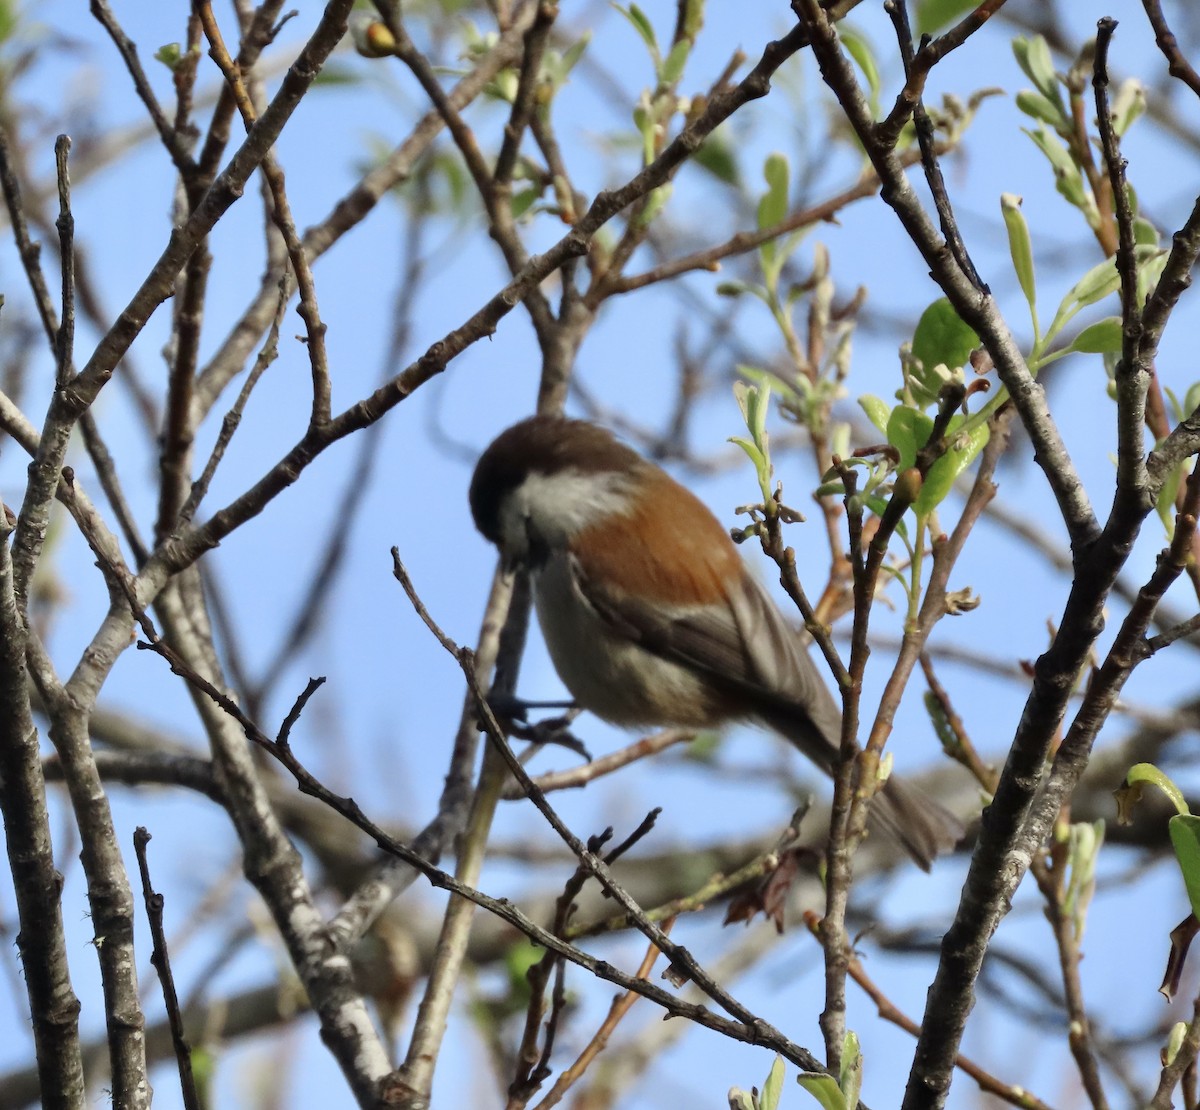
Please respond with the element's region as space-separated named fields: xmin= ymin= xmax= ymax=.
xmin=533 ymin=554 xmax=729 ymax=729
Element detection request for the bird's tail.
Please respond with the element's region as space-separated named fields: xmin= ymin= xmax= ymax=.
xmin=759 ymin=700 xmax=964 ymax=871
xmin=867 ymin=774 xmax=964 ymax=871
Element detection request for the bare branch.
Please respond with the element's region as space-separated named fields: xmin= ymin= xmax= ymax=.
xmin=0 ymin=498 xmax=84 ymax=1109
xmin=132 ymin=829 xmax=200 ymax=1110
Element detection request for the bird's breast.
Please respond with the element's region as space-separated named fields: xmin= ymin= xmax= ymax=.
xmin=533 ymin=553 xmax=731 ymax=729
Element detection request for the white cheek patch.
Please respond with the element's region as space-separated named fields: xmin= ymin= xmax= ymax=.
xmin=501 ymin=469 xmax=636 ymax=557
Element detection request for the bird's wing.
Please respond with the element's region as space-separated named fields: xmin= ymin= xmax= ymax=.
xmin=569 ymin=548 xmax=965 ymax=869
xmin=569 ymin=551 xmax=842 ymax=768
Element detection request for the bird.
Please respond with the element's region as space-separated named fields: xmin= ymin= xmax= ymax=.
xmin=469 ymin=413 xmax=963 ymax=870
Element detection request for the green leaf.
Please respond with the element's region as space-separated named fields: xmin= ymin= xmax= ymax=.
xmin=742 ymin=378 xmax=770 ymax=427
xmin=1012 ymin=35 xmax=1063 ymax=109
xmin=830 ymin=420 xmax=851 ymax=462
xmin=1068 ymin=317 xmax=1122 ymax=355
xmin=757 ymin=152 xmax=790 ymax=279
xmin=558 ymin=33 xmax=591 ymax=79
xmin=1156 ymin=456 xmax=1182 ymax=524
xmin=489 ymin=67 xmax=520 ymax=102
xmin=635 ymin=182 xmax=672 ymax=228
xmin=1045 ymin=257 xmax=1120 ymax=343
xmin=1134 ymin=217 xmax=1160 ymax=247
xmin=797 ymin=1073 xmax=848 ymax=1110
xmin=730 ymin=435 xmax=765 ymax=469
xmin=1124 ymin=762 xmax=1191 ymax=816
xmin=1165 ymin=386 xmax=1184 ymax=423
xmin=694 ymin=130 xmax=740 ymax=186
xmin=1022 ymin=125 xmax=1088 ymax=211
xmin=925 ymin=689 xmax=959 ymax=755
xmin=154 ymin=42 xmax=183 ymax=70
xmin=859 ymin=394 xmax=890 ymax=436
xmin=732 ymin=379 xmax=773 ymax=501
xmin=915 ymin=0 xmax=977 ymax=35
xmin=0 ymin=0 xmax=17 ymax=45
xmin=839 ymin=1032 xmax=862 ymax=1108
xmin=615 ymin=2 xmax=658 ymax=56
xmin=750 ymin=382 xmax=771 ymax=441
xmin=760 ymin=1056 xmax=786 ymax=1110
xmin=1166 ymin=1022 xmax=1189 ymax=1067
xmin=758 ymin=152 xmax=789 ymax=232
xmin=191 ymin=1045 xmax=216 ymax=1096
xmin=313 ymin=63 xmax=363 ymax=87
xmin=915 ymin=415 xmax=990 ymax=515
xmin=1021 ymin=126 xmax=1078 ymax=179
xmin=1069 ymin=257 xmax=1122 ymax=309
xmin=1064 ymin=819 xmax=1104 ymax=941
xmin=659 ymin=38 xmax=690 ymax=85
xmin=864 ymin=493 xmax=891 ymax=520
xmin=510 ymin=185 xmax=543 ymax=221
xmin=912 ymin=298 xmax=979 ymax=373
xmin=1111 ymin=77 xmax=1146 ymax=137
xmin=715 ymin=280 xmax=755 ymax=298
xmin=1171 ymin=814 xmax=1200 ymax=921
xmin=1000 ymin=193 xmax=1037 ymax=328
xmin=839 ymin=25 xmax=881 ymax=108
xmin=633 ymin=94 xmax=655 ymax=163
xmin=1015 ymin=88 xmax=1066 ymax=128
xmin=1137 ymin=245 xmax=1170 ymax=308
xmin=886 ymin=408 xmax=934 ymax=471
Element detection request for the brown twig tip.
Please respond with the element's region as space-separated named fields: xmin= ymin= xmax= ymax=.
xmin=134 ymin=824 xmax=201 ymax=1110
xmin=278 ymin=676 xmax=327 ymax=747
xmin=604 ymin=807 xmax=662 ymax=866
xmin=1143 ymin=0 xmax=1200 ymax=100
xmin=391 ymin=547 xmax=461 ymax=655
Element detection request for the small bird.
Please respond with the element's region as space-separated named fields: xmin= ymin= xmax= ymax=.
xmin=469 ymin=414 xmax=962 ymax=869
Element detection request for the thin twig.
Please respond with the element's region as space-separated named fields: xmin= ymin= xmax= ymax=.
xmin=251 ymin=214 xmax=429 ymax=710
xmin=493 ymin=0 xmax=556 ymax=186
xmin=52 ymin=136 xmax=74 ymax=390
xmin=179 ymin=279 xmax=289 ymax=525
xmin=1150 ymin=994 xmax=1200 ymax=1109
xmin=195 ymin=0 xmax=332 ymax=428
xmin=135 ymin=604 xmax=834 ymax=1076
xmin=1094 ymin=18 xmax=1150 ymax=515
xmin=0 ymin=126 xmax=149 ymax=564
xmin=875 ymin=0 xmax=1008 ymax=144
xmin=1029 ymin=851 xmax=1110 ymax=1110
xmin=1142 ymin=0 xmax=1200 ymax=99
xmin=500 ymin=729 xmax=695 ymax=798
xmin=530 ymin=930 xmax=665 ymax=1110
xmin=133 ymin=829 xmax=200 ymax=1110
xmin=508 ymin=814 xmax=660 ymax=1108
xmin=192 ymin=2 xmax=537 ymax=422
xmin=884 ymin=0 xmax=986 ymax=291
xmin=89 ymin=0 xmax=198 ymax=176
xmin=0 ymin=495 xmax=85 ymax=1107
xmin=1145 ymin=613 xmax=1200 ymax=655
xmin=805 ymin=911 xmax=1054 ymax=1110
xmin=605 ymin=146 xmax=950 ymax=297
xmin=388 ymin=552 xmax=833 ymax=1074
xmin=919 ymin=652 xmax=994 ymax=790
